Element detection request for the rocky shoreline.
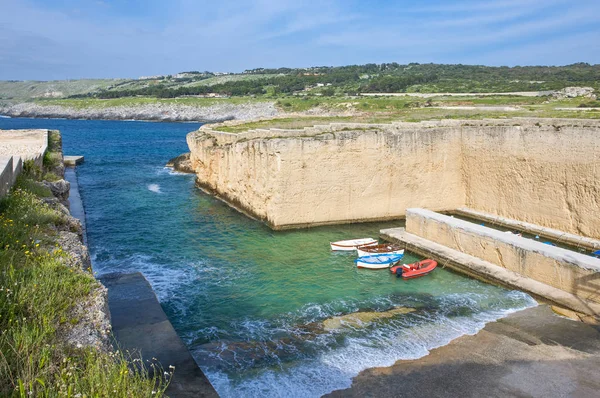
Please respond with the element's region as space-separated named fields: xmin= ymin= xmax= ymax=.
xmin=0 ymin=101 xmax=281 ymax=122
xmin=39 ymin=132 xmax=111 ymax=351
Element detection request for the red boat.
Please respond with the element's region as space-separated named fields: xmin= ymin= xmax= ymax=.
xmin=390 ymin=259 xmax=437 ymax=279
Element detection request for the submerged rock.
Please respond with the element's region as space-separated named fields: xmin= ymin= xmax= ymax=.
xmin=166 ymin=152 xmax=194 ymax=173
xmin=322 ymin=307 xmax=415 ymax=331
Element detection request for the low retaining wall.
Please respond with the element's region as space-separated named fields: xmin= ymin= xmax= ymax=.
xmin=405 ymin=208 xmax=600 ymax=306
xmin=0 ymin=129 xmax=49 ymax=196
xmin=0 ymin=156 xmax=22 ymax=196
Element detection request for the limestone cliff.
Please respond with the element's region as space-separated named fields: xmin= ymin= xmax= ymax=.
xmin=188 ymin=123 xmax=465 ymax=229
xmin=187 ymin=119 xmax=600 ymax=237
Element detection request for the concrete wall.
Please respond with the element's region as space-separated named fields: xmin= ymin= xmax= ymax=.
xmin=188 ymin=125 xmax=465 ymax=229
xmin=0 ymin=129 xmax=48 ymax=196
xmin=406 ymin=208 xmax=600 ymax=305
xmin=188 ymin=119 xmax=600 ymax=233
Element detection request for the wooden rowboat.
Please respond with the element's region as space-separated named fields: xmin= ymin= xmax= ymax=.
xmin=356 ymin=243 xmax=404 ymax=258
xmin=330 ymin=238 xmax=377 ymax=251
xmin=391 ymin=259 xmax=438 ymax=279
xmin=355 ymin=253 xmax=403 ymax=269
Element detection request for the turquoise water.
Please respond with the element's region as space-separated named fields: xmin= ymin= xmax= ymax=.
xmin=0 ymin=118 xmax=536 ymax=397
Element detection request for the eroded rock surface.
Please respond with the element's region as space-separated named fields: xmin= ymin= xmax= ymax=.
xmin=166 ymin=152 xmax=194 ymax=173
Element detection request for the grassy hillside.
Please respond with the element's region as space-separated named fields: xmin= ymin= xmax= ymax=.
xmin=1 ymin=63 xmax=598 ymax=102
xmin=0 ymin=79 xmax=124 ymax=100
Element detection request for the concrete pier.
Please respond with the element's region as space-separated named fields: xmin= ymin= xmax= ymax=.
xmin=381 ymin=227 xmax=600 ymax=318
xmin=382 ymin=208 xmax=600 ymax=321
xmin=64 ymin=155 xmax=84 ymax=166
xmin=65 ymin=168 xmax=87 ymax=244
xmin=100 ymin=272 xmax=218 ymax=398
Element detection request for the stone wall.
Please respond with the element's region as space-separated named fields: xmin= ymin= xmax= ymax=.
xmin=188 ymin=119 xmax=600 ymax=233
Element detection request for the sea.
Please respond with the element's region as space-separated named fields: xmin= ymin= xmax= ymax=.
xmin=0 ymin=117 xmax=537 ymax=397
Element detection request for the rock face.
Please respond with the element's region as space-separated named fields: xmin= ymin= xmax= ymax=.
xmin=187 ymin=119 xmax=600 ymax=238
xmin=41 ymin=130 xmax=111 ymax=351
xmin=553 ymin=86 xmax=596 ymax=99
xmin=42 ymin=179 xmax=70 ymax=207
xmin=462 ymin=122 xmax=600 ymax=238
xmin=166 ymin=152 xmax=194 ymax=173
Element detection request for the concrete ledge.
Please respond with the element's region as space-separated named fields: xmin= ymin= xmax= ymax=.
xmin=64 ymin=155 xmax=84 ymax=167
xmin=455 ymin=207 xmax=600 ymax=251
xmin=100 ymin=272 xmax=218 ymax=398
xmin=405 ymin=208 xmax=600 ymax=306
xmin=381 ymin=227 xmax=600 ymax=318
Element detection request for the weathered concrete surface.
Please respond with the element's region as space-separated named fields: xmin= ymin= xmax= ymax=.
xmin=100 ymin=272 xmax=218 ymax=398
xmin=380 ymin=227 xmax=600 ymax=318
xmin=64 ymin=155 xmax=84 ymax=166
xmin=188 ymin=124 xmax=465 ymax=229
xmin=187 ymin=119 xmax=600 ymax=235
xmin=405 ymin=209 xmax=600 ymax=308
xmin=455 ymin=207 xmax=600 ymax=251
xmin=325 ymin=305 xmax=600 ymax=398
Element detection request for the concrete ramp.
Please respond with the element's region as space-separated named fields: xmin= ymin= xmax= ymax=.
xmin=100 ymin=272 xmax=218 ymax=397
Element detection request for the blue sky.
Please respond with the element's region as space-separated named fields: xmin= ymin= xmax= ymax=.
xmin=1 ymin=0 xmax=599 ymax=80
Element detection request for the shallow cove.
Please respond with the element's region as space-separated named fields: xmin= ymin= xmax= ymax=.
xmin=0 ymin=118 xmax=537 ymax=397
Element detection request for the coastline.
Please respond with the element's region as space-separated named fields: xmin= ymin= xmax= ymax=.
xmin=0 ymin=101 xmax=280 ymax=123
xmin=325 ymin=305 xmax=600 ymax=397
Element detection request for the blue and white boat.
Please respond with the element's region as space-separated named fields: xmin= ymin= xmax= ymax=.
xmin=355 ymin=253 xmax=404 ymax=269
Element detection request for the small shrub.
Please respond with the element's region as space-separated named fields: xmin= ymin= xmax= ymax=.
xmin=22 ymin=160 xmax=42 ymax=180
xmin=14 ymin=176 xmax=53 ymax=197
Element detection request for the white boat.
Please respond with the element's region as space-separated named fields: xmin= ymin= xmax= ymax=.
xmin=330 ymin=238 xmax=377 ymax=251
xmin=356 ymin=243 xmax=405 ymax=258
xmin=355 ymin=253 xmax=404 ymax=269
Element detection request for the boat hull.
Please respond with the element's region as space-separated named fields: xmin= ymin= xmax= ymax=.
xmin=400 ymin=259 xmax=438 ymax=279
xmin=355 ymin=254 xmax=403 ymax=269
xmin=330 ymin=238 xmax=377 ymax=251
xmin=357 ymin=248 xmax=404 ymax=257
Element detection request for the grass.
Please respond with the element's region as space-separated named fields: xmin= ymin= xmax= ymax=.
xmin=214 ymin=104 xmax=600 ymax=133
xmin=0 ymin=172 xmax=169 ymax=396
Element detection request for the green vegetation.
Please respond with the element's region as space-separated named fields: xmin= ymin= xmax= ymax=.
xmin=0 ymin=142 xmax=169 ymax=396
xmin=62 ymin=63 xmax=600 ymax=99
xmin=4 ymin=63 xmax=596 ymax=102
xmin=214 ymin=98 xmax=600 ymax=133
